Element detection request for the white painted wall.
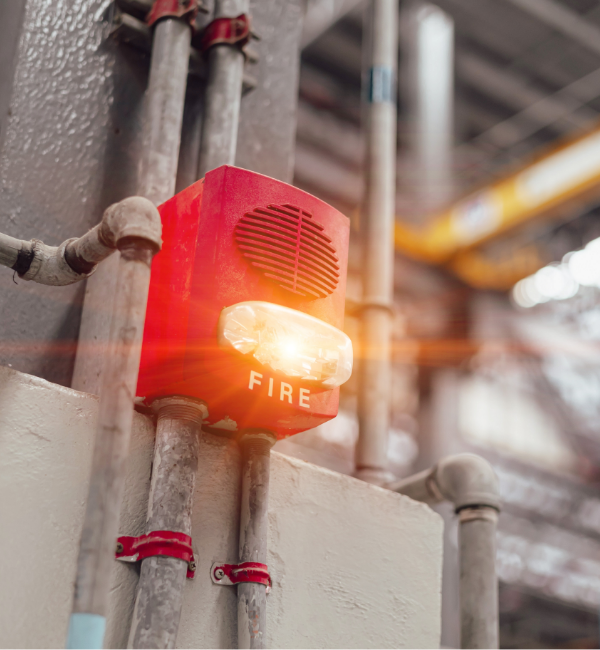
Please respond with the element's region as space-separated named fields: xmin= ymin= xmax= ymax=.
xmin=0 ymin=365 xmax=443 ymax=648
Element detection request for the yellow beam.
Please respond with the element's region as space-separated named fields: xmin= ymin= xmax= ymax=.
xmin=395 ymin=123 xmax=600 ymax=265
xmin=449 ymin=246 xmax=546 ymax=291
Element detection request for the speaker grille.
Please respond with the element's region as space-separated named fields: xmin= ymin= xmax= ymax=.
xmin=234 ymin=203 xmax=340 ymax=299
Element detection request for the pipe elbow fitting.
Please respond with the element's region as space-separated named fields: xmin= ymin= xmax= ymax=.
xmin=21 ymin=238 xmax=90 ymax=286
xmin=100 ymin=197 xmax=163 ymax=251
xmin=432 ymin=453 xmax=500 ymax=512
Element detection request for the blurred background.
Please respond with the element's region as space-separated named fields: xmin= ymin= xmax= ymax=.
xmin=3 ymin=0 xmax=600 ymax=646
xmin=275 ymin=0 xmax=600 ymax=647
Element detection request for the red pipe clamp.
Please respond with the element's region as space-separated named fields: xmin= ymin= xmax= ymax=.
xmin=147 ymin=0 xmax=199 ymax=27
xmin=211 ymin=561 xmax=272 ymax=593
xmin=115 ymin=530 xmax=197 ymax=578
xmin=200 ymin=14 xmax=251 ymax=53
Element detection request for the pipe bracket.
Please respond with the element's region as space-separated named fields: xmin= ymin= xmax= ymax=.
xmin=200 ymin=14 xmax=255 ymax=55
xmin=147 ymin=0 xmax=204 ymax=28
xmin=211 ymin=561 xmax=272 ymax=593
xmin=115 ymin=531 xmax=197 ymax=578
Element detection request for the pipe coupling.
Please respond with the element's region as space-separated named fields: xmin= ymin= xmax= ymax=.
xmin=21 ymin=238 xmax=90 ymax=286
xmin=153 ymin=396 xmax=208 ymax=423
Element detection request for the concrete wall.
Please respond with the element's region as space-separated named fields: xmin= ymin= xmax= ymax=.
xmin=0 ymin=364 xmax=443 ymax=648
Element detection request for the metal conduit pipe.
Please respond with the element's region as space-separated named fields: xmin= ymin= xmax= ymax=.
xmin=128 ymin=398 xmax=207 ymax=649
xmin=237 ymin=433 xmax=276 ymax=650
xmin=194 ymin=4 xmax=273 ymax=647
xmin=66 ymin=201 xmax=162 ymax=649
xmin=355 ymin=0 xmax=398 ymax=486
xmin=72 ymin=4 xmax=192 ymax=393
xmin=126 ymin=0 xmax=250 ymax=644
xmin=139 ymin=15 xmax=192 ymax=205
xmin=120 ymin=9 xmax=196 ymax=650
xmin=388 ymin=453 xmax=501 ymax=649
xmin=197 ymin=0 xmax=248 ymax=176
xmin=0 ymin=197 xmax=157 ymax=286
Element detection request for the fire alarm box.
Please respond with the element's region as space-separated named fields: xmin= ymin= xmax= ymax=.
xmin=137 ymin=165 xmax=352 ymax=439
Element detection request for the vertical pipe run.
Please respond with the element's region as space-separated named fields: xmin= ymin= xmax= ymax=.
xmin=69 ymin=15 xmax=191 ymax=647
xmin=67 ymin=241 xmax=159 ymax=649
xmin=237 ymin=433 xmax=275 ymax=650
xmin=197 ymin=0 xmax=248 ymax=177
xmin=139 ymin=17 xmax=193 ymax=205
xmin=128 ymin=398 xmax=207 ymax=649
xmin=401 ymin=2 xmax=454 ymax=212
xmin=389 ymin=455 xmax=500 ymax=649
xmin=123 ymin=16 xmax=195 ymax=650
xmin=197 ymin=46 xmax=244 ymax=175
xmin=72 ymin=14 xmax=192 ymax=397
xmin=355 ymin=0 xmax=398 ymax=485
xmin=459 ymin=508 xmax=499 ymax=649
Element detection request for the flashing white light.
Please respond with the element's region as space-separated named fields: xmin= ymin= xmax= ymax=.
xmin=217 ymin=301 xmax=353 ymax=388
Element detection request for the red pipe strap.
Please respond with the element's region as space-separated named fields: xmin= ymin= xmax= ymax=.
xmin=116 ymin=530 xmax=196 ymax=579
xmin=200 ymin=14 xmax=251 ymax=53
xmin=147 ymin=0 xmax=199 ymax=27
xmin=212 ymin=561 xmax=272 ymax=591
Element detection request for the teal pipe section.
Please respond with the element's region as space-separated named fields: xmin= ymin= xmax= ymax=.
xmin=66 ymin=613 xmax=106 ymax=649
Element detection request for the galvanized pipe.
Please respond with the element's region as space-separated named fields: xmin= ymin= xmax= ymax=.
xmin=66 ymin=12 xmax=191 ymax=649
xmin=124 ymin=14 xmax=203 ymax=650
xmin=72 ymin=13 xmax=192 ymax=395
xmin=67 ymin=229 xmax=162 ymax=649
xmin=400 ymin=1 xmax=454 ymax=211
xmin=197 ymin=0 xmax=248 ymax=177
xmin=0 ymin=232 xmax=22 ymax=268
xmin=128 ymin=397 xmax=207 ymax=649
xmin=237 ymin=433 xmax=275 ymax=650
xmin=458 ymin=507 xmax=499 ymax=649
xmin=139 ymin=17 xmax=192 ymax=205
xmin=0 ymin=197 xmax=157 ymax=286
xmin=355 ymin=0 xmax=398 ymax=486
xmin=389 ymin=454 xmax=500 ymax=649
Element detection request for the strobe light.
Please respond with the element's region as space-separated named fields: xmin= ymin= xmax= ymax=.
xmin=137 ymin=166 xmax=351 ymax=438
xmin=218 ymin=302 xmax=353 ymax=388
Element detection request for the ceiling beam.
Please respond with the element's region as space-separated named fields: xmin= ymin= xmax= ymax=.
xmin=442 ymin=0 xmax=600 ymax=130
xmin=505 ymin=0 xmax=600 ymax=59
xmin=457 ymin=52 xmax=598 ymax=135
xmin=296 ymin=100 xmax=363 ymax=168
xmin=294 ymin=139 xmax=363 ymax=206
xmin=395 ymin=122 xmax=600 ymax=273
xmin=473 ymin=66 xmax=600 ymax=150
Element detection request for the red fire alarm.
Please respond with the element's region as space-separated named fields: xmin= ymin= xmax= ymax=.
xmin=137 ymin=166 xmax=352 ymax=439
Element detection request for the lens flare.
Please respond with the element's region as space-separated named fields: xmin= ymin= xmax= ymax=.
xmin=217 ymin=301 xmax=353 ymax=388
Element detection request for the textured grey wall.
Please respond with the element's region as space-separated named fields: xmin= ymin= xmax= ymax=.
xmin=0 ymin=0 xmax=147 ymax=385
xmin=236 ymin=0 xmax=303 ymax=183
xmin=0 ymin=0 xmax=303 ymax=388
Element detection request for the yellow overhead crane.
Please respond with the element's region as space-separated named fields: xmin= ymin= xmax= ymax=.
xmin=395 ymin=123 xmax=600 ymax=290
